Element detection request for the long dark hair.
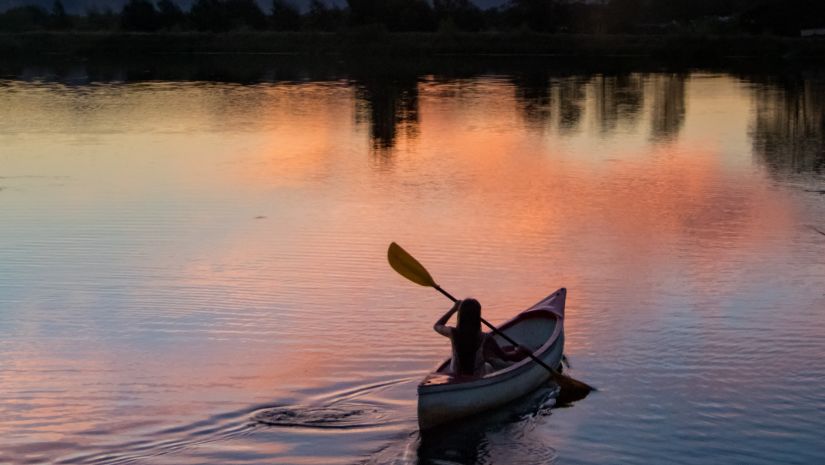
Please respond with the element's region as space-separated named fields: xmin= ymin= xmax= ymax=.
xmin=455 ymin=298 xmax=482 ymax=375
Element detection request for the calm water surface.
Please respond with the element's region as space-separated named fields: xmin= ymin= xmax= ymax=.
xmin=1 ymin=61 xmax=824 ymax=465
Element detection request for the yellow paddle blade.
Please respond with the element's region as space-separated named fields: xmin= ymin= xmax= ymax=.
xmin=387 ymin=242 xmax=437 ymax=288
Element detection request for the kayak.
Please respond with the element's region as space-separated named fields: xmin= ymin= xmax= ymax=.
xmin=417 ymin=288 xmax=566 ymax=430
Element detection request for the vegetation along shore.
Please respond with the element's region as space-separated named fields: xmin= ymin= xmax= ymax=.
xmin=3 ymin=31 xmax=825 ymax=61
xmin=1 ymin=0 xmax=824 ymax=59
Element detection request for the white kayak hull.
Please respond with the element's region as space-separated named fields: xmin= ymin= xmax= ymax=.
xmin=417 ymin=288 xmax=566 ymax=430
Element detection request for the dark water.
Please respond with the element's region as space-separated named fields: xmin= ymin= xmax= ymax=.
xmin=0 ymin=59 xmax=824 ymax=465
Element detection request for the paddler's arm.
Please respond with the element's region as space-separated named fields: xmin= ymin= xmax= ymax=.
xmin=433 ymin=301 xmax=460 ymax=337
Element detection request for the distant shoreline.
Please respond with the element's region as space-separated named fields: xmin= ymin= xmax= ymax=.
xmin=2 ymin=31 xmax=824 ymax=62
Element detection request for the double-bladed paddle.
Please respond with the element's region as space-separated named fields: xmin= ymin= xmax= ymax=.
xmin=387 ymin=242 xmax=595 ymax=403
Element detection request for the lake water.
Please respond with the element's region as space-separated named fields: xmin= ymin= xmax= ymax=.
xmin=1 ymin=59 xmax=824 ymax=465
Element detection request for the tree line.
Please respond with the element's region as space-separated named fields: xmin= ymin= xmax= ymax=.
xmin=1 ymin=0 xmax=823 ymax=35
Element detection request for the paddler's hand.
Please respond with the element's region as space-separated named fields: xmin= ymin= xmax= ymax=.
xmin=434 ymin=300 xmax=462 ymax=336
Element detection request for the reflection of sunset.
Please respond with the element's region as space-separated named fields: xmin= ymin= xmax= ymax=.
xmin=1 ymin=71 xmax=823 ymax=464
xmin=137 ymin=74 xmax=803 ymax=359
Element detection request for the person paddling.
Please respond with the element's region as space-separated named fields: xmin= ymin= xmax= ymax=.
xmin=433 ymin=298 xmax=527 ymax=377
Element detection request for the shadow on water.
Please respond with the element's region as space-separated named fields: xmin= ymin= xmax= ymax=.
xmin=417 ymin=386 xmax=560 ymax=465
xmin=363 ymin=384 xmax=563 ymax=465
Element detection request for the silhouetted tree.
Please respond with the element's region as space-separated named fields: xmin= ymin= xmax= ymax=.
xmin=50 ymin=0 xmax=72 ymax=29
xmin=83 ymin=6 xmax=118 ymax=30
xmin=156 ymin=0 xmax=185 ymax=29
xmin=304 ymin=0 xmax=344 ymax=31
xmin=592 ymin=0 xmax=761 ymax=33
xmin=190 ymin=0 xmax=266 ymax=31
xmin=347 ymin=0 xmax=381 ymax=26
xmin=0 ymin=5 xmax=49 ymax=31
xmin=481 ymin=6 xmax=507 ymax=31
xmin=3 ymin=0 xmax=823 ymax=34
xmin=225 ymin=0 xmax=267 ymax=30
xmin=388 ymin=0 xmax=436 ymax=31
xmin=190 ymin=0 xmax=228 ymax=31
xmin=121 ymin=0 xmax=160 ymax=31
xmin=271 ymin=0 xmax=301 ymax=30
xmin=559 ymin=1 xmax=601 ymax=33
xmin=347 ymin=0 xmax=435 ymax=31
xmin=504 ymin=0 xmax=561 ymax=32
xmin=741 ymin=0 xmax=825 ymax=36
xmin=602 ymin=0 xmax=645 ymax=33
xmin=648 ymin=0 xmax=746 ymax=23
xmin=434 ymin=0 xmax=485 ymax=32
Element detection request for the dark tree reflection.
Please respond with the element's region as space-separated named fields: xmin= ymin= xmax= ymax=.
xmin=649 ymin=73 xmax=687 ymax=142
xmin=592 ymin=74 xmax=645 ymax=134
xmin=354 ymin=73 xmax=420 ymax=152
xmin=415 ymin=386 xmax=559 ymax=465
xmin=557 ymin=76 xmax=588 ymax=133
xmin=513 ymin=73 xmax=590 ymax=134
xmin=513 ymin=70 xmax=552 ymax=127
xmin=751 ymin=76 xmax=825 ymax=175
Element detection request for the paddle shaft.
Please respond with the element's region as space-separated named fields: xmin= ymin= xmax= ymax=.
xmin=434 ymin=285 xmax=563 ymax=378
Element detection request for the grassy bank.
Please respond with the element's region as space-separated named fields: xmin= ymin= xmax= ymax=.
xmin=1 ymin=31 xmax=824 ymax=62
